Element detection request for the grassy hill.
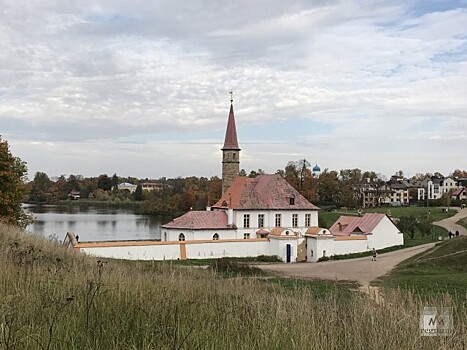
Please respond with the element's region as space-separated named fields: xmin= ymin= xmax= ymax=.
xmin=0 ymin=223 xmax=466 ymax=349
xmin=377 ymin=236 xmax=467 ymax=297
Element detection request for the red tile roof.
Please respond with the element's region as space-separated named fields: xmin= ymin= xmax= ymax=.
xmin=329 ymin=213 xmax=387 ymax=236
xmin=213 ymin=174 xmax=319 ymax=210
xmin=452 ymin=188 xmax=466 ymax=196
xmin=161 ymin=211 xmax=232 ymax=230
xmin=222 ymin=103 xmax=240 ymax=150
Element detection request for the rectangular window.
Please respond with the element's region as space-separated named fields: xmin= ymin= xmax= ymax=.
xmin=243 ymin=214 xmax=250 ymax=228
xmin=275 ymin=214 xmax=281 ymax=227
xmin=305 ymin=214 xmax=311 ymax=227
xmin=243 ymin=233 xmax=250 ymax=239
xmin=292 ymin=214 xmax=298 ymax=227
xmin=258 ymin=214 xmax=264 ymax=228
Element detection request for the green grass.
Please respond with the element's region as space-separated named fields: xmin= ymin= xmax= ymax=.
xmin=259 ymin=277 xmax=357 ymax=299
xmin=336 ymin=206 xmax=455 ymax=221
xmin=456 ymin=217 xmax=467 ymax=230
xmin=1 ymin=223 xmax=466 ymax=349
xmin=376 ymin=236 xmax=467 ymax=298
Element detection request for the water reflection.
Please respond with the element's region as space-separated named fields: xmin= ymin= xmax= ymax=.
xmin=24 ymin=204 xmax=164 ymax=242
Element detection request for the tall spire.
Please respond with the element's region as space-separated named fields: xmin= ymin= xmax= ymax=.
xmin=222 ymin=90 xmax=240 ymax=151
xmin=221 ymin=91 xmax=241 ymax=194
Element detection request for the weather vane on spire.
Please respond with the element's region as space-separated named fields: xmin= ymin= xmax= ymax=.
xmin=229 ymin=89 xmax=234 ymax=103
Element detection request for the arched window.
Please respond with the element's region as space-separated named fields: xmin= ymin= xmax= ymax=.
xmin=213 ymin=233 xmax=219 ymax=240
xmin=178 ymin=233 xmax=185 ymax=241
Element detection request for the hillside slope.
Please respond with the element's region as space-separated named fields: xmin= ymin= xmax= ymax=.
xmin=379 ymin=237 xmax=467 ymax=295
xmin=0 ymin=224 xmax=466 ymax=349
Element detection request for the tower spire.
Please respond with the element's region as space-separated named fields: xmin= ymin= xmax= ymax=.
xmin=221 ymin=91 xmax=241 ymax=194
xmin=222 ymin=92 xmax=240 ymax=151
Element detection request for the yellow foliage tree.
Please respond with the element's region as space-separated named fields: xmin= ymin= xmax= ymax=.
xmin=0 ymin=136 xmax=33 ymax=228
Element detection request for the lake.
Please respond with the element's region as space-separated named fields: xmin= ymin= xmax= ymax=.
xmin=24 ymin=204 xmax=165 ymax=242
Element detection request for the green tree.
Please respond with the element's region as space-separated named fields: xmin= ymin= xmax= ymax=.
xmin=97 ymin=174 xmax=112 ymax=191
xmin=29 ymin=171 xmax=55 ymax=203
xmin=133 ymin=184 xmax=143 ymax=201
xmin=397 ymin=215 xmax=418 ymax=239
xmin=317 ymin=169 xmax=340 ymax=205
xmin=0 ymin=137 xmax=33 ymax=228
xmin=418 ymin=217 xmax=432 ymax=238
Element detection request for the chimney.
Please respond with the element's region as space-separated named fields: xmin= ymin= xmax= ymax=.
xmin=227 ymin=208 xmax=234 ymax=226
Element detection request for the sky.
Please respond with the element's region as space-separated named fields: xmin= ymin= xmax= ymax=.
xmin=1 ymin=0 xmax=466 ymax=181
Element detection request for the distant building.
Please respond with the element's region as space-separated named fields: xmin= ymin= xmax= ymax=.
xmin=417 ymin=176 xmax=460 ymax=200
xmin=68 ymin=190 xmax=80 ymax=200
xmin=451 ymin=187 xmax=467 ymax=201
xmin=117 ymin=182 xmax=137 ymax=193
xmin=141 ymin=182 xmax=164 ymax=191
xmin=312 ymin=164 xmax=321 ymax=177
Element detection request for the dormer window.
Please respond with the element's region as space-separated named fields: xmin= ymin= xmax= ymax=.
xmin=289 ymin=197 xmax=295 ymax=205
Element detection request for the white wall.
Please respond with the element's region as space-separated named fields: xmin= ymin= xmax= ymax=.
xmin=367 ymin=216 xmax=404 ymax=250
xmin=80 ymin=243 xmax=181 ymax=260
xmin=268 ymin=237 xmax=299 ymax=262
xmin=233 ymin=210 xmax=318 ymax=234
xmin=333 ymin=239 xmax=368 ymax=255
xmin=79 ymin=240 xmax=272 ymax=261
xmin=306 ymin=237 xmax=335 ymax=262
xmin=185 ymin=240 xmax=271 ymax=259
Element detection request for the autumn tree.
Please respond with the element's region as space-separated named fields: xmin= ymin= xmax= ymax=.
xmin=29 ymin=171 xmax=57 ymax=203
xmin=97 ymin=174 xmax=113 ymax=191
xmin=0 ymin=137 xmax=33 ymax=228
xmin=317 ymin=169 xmax=340 ymax=205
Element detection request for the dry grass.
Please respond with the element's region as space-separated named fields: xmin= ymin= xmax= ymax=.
xmin=0 ymin=223 xmax=466 ymax=349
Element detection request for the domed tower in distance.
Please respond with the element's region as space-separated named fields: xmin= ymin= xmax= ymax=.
xmin=312 ymin=163 xmax=321 ymax=177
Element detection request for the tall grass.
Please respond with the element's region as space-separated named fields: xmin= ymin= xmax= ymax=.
xmin=0 ymin=223 xmax=466 ymax=349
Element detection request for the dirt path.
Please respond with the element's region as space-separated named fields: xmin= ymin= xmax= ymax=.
xmin=433 ymin=207 xmax=467 ymax=236
xmin=258 ymin=243 xmax=436 ymax=289
xmin=258 ymin=208 xmax=467 ymax=303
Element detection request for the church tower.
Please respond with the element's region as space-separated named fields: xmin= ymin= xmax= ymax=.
xmin=222 ymin=91 xmax=241 ymax=194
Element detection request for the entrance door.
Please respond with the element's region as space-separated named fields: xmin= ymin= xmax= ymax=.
xmin=286 ymin=244 xmax=292 ymax=263
xmin=297 ymin=240 xmax=307 ymax=262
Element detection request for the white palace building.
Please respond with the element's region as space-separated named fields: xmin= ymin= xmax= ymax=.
xmin=66 ymin=97 xmax=403 ymax=262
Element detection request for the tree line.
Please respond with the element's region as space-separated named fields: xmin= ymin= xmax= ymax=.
xmin=24 ymin=159 xmax=467 ymax=214
xmin=2 ymin=131 xmax=466 ymax=229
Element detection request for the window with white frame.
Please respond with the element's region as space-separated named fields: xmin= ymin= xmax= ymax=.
xmin=275 ymin=214 xmax=281 ymax=227
xmin=243 ymin=233 xmax=250 ymax=239
xmin=258 ymin=214 xmax=265 ymax=228
xmin=305 ymin=213 xmax=311 ymax=227
xmin=292 ymin=214 xmax=298 ymax=227
xmin=243 ymin=214 xmax=250 ymax=228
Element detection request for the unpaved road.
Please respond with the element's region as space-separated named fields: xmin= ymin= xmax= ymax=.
xmin=259 ymin=208 xmax=467 ymax=288
xmin=433 ymin=207 xmax=467 ymax=236
xmin=259 ymin=243 xmax=436 ymax=288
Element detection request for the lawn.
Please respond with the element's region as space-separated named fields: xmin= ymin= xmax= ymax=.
xmin=456 ymin=217 xmax=467 ymax=230
xmin=375 ymin=236 xmax=467 ymax=298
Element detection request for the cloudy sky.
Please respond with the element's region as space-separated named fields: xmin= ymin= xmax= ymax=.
xmin=1 ymin=0 xmax=466 ymax=180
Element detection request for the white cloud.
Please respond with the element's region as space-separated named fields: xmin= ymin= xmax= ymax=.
xmin=1 ymin=0 xmax=466 ymax=179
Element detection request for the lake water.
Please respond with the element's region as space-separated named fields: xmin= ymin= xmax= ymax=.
xmin=24 ymin=204 xmax=164 ymax=242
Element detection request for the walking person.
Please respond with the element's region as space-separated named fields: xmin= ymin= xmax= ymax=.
xmin=371 ymin=248 xmax=377 ymax=261
xmin=455 ymin=230 xmax=459 ymax=237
